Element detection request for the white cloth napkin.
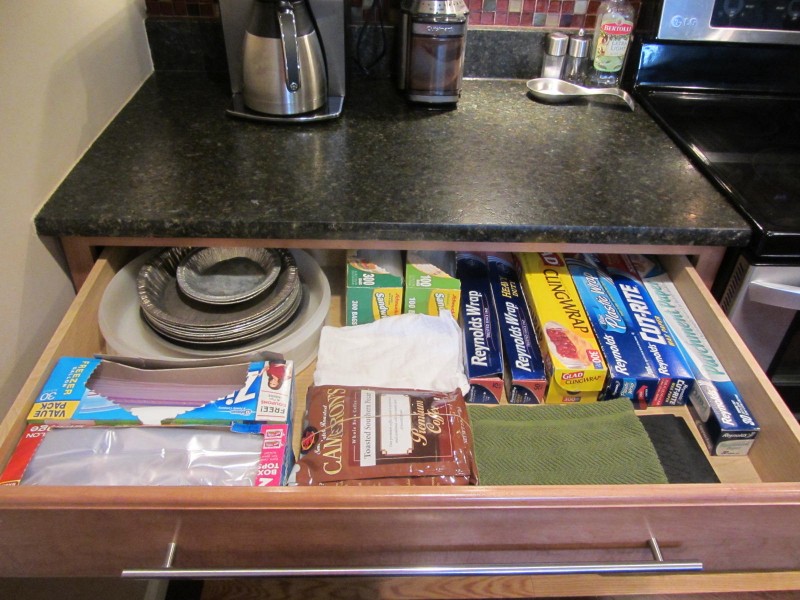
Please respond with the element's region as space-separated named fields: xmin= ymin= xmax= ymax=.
xmin=313 ymin=311 xmax=469 ymax=394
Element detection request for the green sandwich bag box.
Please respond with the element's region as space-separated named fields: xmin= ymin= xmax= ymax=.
xmin=404 ymin=251 xmax=461 ymax=319
xmin=346 ymin=250 xmax=404 ymax=325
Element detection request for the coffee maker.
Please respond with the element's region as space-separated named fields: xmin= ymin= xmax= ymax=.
xmin=397 ymin=0 xmax=469 ymax=105
xmin=220 ymin=0 xmax=346 ymax=122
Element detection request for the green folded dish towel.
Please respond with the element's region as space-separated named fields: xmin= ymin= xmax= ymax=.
xmin=467 ymin=398 xmax=669 ymax=486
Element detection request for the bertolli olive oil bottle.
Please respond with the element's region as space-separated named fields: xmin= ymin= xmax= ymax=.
xmin=587 ymin=0 xmax=635 ymax=88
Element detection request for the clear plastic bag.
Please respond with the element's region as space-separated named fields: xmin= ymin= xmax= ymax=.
xmin=20 ymin=427 xmax=263 ymax=486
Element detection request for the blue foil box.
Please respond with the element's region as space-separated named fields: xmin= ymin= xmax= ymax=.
xmin=590 ymin=254 xmax=694 ymax=406
xmin=456 ymin=253 xmax=505 ymax=404
xmin=486 ymin=253 xmax=547 ymax=404
xmin=565 ymin=255 xmax=659 ymax=408
xmin=629 ymin=255 xmax=759 ymax=455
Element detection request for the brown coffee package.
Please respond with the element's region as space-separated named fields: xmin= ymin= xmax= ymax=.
xmin=295 ymin=386 xmax=478 ymax=486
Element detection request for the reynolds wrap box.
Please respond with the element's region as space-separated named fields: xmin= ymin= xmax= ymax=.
xmin=590 ymin=254 xmax=694 ymax=406
xmin=456 ymin=253 xmax=505 ymax=404
xmin=26 ymin=357 xmax=294 ymax=427
xmin=516 ymin=252 xmax=607 ymax=403
xmin=346 ymin=249 xmax=404 ymax=325
xmin=487 ymin=253 xmax=547 ymax=404
xmin=565 ymin=254 xmax=660 ymax=408
xmin=629 ymin=255 xmax=759 ymax=455
xmin=404 ymin=251 xmax=461 ymax=319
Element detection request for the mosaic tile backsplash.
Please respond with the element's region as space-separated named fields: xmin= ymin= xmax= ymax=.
xmin=146 ymin=0 xmax=641 ymax=28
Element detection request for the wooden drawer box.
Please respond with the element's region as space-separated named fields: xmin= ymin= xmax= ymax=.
xmin=1 ymin=247 xmax=800 ymax=595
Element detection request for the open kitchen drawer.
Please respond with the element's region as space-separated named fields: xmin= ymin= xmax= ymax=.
xmin=1 ymin=246 xmax=800 ymax=596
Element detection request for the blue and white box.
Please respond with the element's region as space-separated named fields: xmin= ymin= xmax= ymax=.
xmin=628 ymin=255 xmax=759 ymax=455
xmin=566 ymin=254 xmax=659 ymax=408
xmin=590 ymin=254 xmax=694 ymax=406
xmin=456 ymin=253 xmax=505 ymax=404
xmin=486 ymin=253 xmax=547 ymax=404
xmin=27 ymin=356 xmax=295 ymax=427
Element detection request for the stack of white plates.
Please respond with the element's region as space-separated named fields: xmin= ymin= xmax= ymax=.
xmin=136 ymin=247 xmax=303 ymax=347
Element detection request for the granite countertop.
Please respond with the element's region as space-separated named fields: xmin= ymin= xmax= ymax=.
xmin=35 ymin=72 xmax=751 ymax=248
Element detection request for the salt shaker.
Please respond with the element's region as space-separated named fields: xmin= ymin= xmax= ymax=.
xmin=563 ymin=30 xmax=590 ymax=85
xmin=541 ymin=32 xmax=569 ymax=79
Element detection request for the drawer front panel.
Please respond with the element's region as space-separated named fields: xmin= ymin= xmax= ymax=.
xmin=1 ymin=491 xmax=799 ymax=576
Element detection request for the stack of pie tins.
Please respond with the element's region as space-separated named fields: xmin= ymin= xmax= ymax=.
xmin=136 ymin=247 xmax=303 ymax=347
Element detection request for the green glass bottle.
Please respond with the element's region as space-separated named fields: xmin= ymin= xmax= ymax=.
xmin=587 ymin=0 xmax=635 ymax=88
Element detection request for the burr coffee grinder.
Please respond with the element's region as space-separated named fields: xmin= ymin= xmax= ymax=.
xmin=397 ymin=0 xmax=469 ymax=105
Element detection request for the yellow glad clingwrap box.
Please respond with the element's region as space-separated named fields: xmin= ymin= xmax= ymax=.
xmin=516 ymin=252 xmax=608 ymax=403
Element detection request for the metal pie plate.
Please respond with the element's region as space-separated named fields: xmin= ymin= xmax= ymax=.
xmin=136 ymin=248 xmax=302 ymax=346
xmin=176 ymin=247 xmax=282 ymax=305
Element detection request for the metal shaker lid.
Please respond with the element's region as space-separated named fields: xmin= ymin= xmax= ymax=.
xmin=546 ymin=32 xmax=569 ymax=56
xmin=568 ymin=30 xmax=590 ymax=58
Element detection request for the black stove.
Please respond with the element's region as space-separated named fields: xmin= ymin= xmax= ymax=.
xmin=624 ymin=0 xmax=800 ymax=260
xmin=641 ymin=90 xmax=800 ymax=257
xmin=623 ymin=0 xmax=800 ymax=415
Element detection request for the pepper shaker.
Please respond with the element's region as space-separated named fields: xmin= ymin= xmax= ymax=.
xmin=541 ymin=32 xmax=569 ymax=79
xmin=563 ymin=30 xmax=590 ymax=85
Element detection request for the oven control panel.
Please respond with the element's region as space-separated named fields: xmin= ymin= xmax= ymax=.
xmin=658 ymin=0 xmax=800 ymax=43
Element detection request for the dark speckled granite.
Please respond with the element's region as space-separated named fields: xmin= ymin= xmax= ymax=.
xmin=35 ymin=73 xmax=751 ymax=247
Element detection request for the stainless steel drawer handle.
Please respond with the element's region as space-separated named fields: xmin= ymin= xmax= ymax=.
xmin=122 ymin=537 xmax=702 ymax=579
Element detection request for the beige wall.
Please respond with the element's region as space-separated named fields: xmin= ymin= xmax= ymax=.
xmin=0 ymin=1 xmax=153 ymax=419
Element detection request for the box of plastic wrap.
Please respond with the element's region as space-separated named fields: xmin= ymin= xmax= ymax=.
xmin=590 ymin=254 xmax=693 ymax=406
xmin=629 ymin=255 xmax=759 ymax=455
xmin=516 ymin=252 xmax=607 ymax=403
xmin=566 ymin=254 xmax=660 ymax=408
xmin=26 ymin=356 xmax=294 ymax=427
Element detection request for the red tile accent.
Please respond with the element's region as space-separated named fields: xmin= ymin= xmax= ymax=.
xmin=142 ymin=0 xmax=640 ymax=29
xmin=571 ymin=14 xmax=586 ymax=27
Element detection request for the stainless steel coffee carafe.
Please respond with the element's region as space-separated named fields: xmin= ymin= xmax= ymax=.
xmin=397 ymin=0 xmax=469 ymax=105
xmin=242 ymin=0 xmax=327 ymax=116
xmin=220 ymin=0 xmax=345 ymax=122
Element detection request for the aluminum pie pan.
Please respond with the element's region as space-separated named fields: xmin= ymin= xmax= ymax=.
xmin=137 ymin=248 xmax=299 ymax=332
xmin=141 ymin=275 xmax=302 ymax=336
xmin=98 ymin=248 xmax=331 ymax=372
xmin=142 ymin=294 xmax=302 ymax=346
xmin=143 ymin=284 xmax=301 ymax=340
xmin=176 ymin=247 xmax=282 ymax=305
xmin=141 ymin=283 xmax=303 ymax=345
